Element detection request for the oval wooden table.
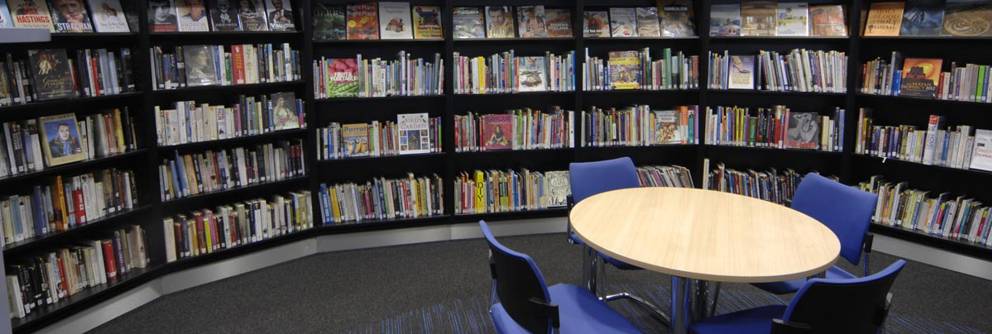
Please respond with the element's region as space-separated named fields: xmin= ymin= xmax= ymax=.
xmin=570 ymin=187 xmax=841 ymax=334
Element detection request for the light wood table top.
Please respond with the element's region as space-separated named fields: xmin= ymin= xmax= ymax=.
xmin=570 ymin=187 xmax=841 ymax=283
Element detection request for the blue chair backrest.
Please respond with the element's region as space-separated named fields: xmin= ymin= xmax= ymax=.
xmin=781 ymin=259 xmax=907 ymax=334
xmin=791 ymin=173 xmax=878 ymax=265
xmin=479 ymin=221 xmax=555 ymax=333
xmin=569 ymin=157 xmax=640 ymax=204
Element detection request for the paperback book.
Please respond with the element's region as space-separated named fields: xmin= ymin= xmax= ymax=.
xmin=208 ymin=0 xmax=242 ymax=31
xmin=609 ymin=7 xmax=637 ymax=37
xmin=319 ymin=58 xmax=357 ymax=97
xmin=900 ymin=58 xmax=942 ymax=98
xmin=583 ymin=10 xmax=609 ymax=37
xmin=741 ymin=1 xmax=776 ymax=36
xmin=659 ymin=0 xmax=695 ymax=37
xmin=972 ymin=129 xmax=992 ymax=172
xmin=412 ymin=5 xmax=442 ymax=39
xmin=313 ymin=1 xmax=345 ymax=40
xmin=182 ymin=45 xmax=218 ymax=87
xmin=728 ymin=55 xmax=754 ymax=90
xmin=27 ymin=49 xmax=75 ymax=100
xmin=635 ymin=7 xmax=660 ymax=37
xmin=397 ymin=113 xmax=431 ymax=155
xmin=48 ymin=0 xmax=93 ymax=32
xmin=608 ymin=51 xmax=641 ymax=90
xmin=0 ymin=1 xmax=12 ymax=27
xmin=177 ymin=0 xmax=209 ymax=32
xmin=485 ymin=5 xmax=514 ymax=38
xmin=544 ymin=8 xmax=572 ymax=37
xmin=148 ymin=0 xmax=178 ymax=32
xmin=809 ymin=4 xmax=847 ymax=36
xmin=865 ymin=2 xmax=905 ymax=36
xmin=453 ymin=7 xmax=484 ymax=39
xmin=517 ymin=5 xmax=547 ymax=38
xmin=710 ymin=4 xmax=741 ymax=36
xmin=346 ymin=2 xmax=378 ymax=39
xmin=775 ymin=2 xmax=809 ymax=36
xmin=10 ymin=0 xmax=54 ymax=31
xmin=378 ymin=1 xmax=412 ymax=39
xmin=943 ymin=0 xmax=992 ymax=36
xmin=784 ymin=112 xmax=821 ymax=150
xmin=516 ymin=56 xmax=547 ymax=92
xmin=901 ymin=0 xmax=945 ymax=36
xmin=88 ymin=0 xmax=130 ymax=32
xmin=481 ymin=114 xmax=512 ymax=150
xmin=341 ymin=123 xmax=369 ymax=157
xmin=265 ymin=0 xmax=294 ymax=31
xmin=238 ymin=0 xmax=268 ymax=31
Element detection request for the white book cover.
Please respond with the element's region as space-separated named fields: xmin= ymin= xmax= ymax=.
xmin=0 ymin=1 xmax=13 ymax=27
xmin=87 ymin=0 xmax=130 ymax=32
xmin=378 ymin=2 xmax=412 ymax=39
xmin=775 ymin=2 xmax=809 ymax=36
xmin=609 ymin=7 xmax=637 ymax=37
xmin=397 ymin=113 xmax=430 ymax=154
xmin=177 ymin=0 xmax=209 ymax=31
xmin=969 ymin=129 xmax=991 ymax=171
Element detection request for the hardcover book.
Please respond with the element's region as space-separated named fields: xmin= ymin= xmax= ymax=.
xmin=776 ymin=2 xmax=809 ymax=36
xmin=10 ymin=0 xmax=54 ymax=31
xmin=809 ymin=4 xmax=847 ymax=36
xmin=177 ymin=0 xmax=209 ymax=32
xmin=412 ymin=5 xmax=442 ymax=39
xmin=784 ymin=112 xmax=821 ymax=150
xmin=517 ymin=5 xmax=547 ymax=38
xmin=480 ymin=114 xmax=512 ymax=151
xmin=864 ymin=2 xmax=905 ymax=36
xmin=88 ymin=0 xmax=130 ymax=32
xmin=183 ymin=45 xmax=218 ymax=87
xmin=485 ymin=6 xmax=514 ymax=38
xmin=741 ymin=1 xmax=776 ymax=36
xmin=120 ymin=0 xmax=138 ymax=31
xmin=313 ymin=1 xmax=345 ymax=40
xmin=270 ymin=92 xmax=298 ymax=130
xmin=346 ymin=2 xmax=378 ymax=40
xmin=583 ymin=10 xmax=609 ymax=37
xmin=544 ymin=8 xmax=572 ymax=37
xmin=609 ymin=7 xmax=636 ymax=37
xmin=728 ymin=55 xmax=755 ymax=90
xmin=0 ymin=1 xmax=12 ymax=27
xmin=608 ymin=51 xmax=641 ymax=90
xmin=48 ymin=0 xmax=93 ymax=32
xmin=654 ymin=109 xmax=683 ymax=144
xmin=544 ymin=170 xmax=569 ymax=207
xmin=943 ymin=0 xmax=992 ymax=36
xmin=710 ymin=3 xmax=741 ymax=36
xmin=516 ymin=56 xmax=546 ymax=92
xmin=208 ymin=0 xmax=241 ymax=31
xmin=901 ymin=0 xmax=945 ymax=36
xmin=147 ymin=0 xmax=178 ymax=32
xmin=899 ymin=58 xmax=943 ymax=98
xmin=341 ymin=123 xmax=369 ymax=157
xmin=238 ymin=0 xmax=268 ymax=31
xmin=659 ymin=0 xmax=696 ymax=37
xmin=265 ymin=0 xmax=294 ymax=31
xmin=378 ymin=1 xmax=412 ymax=39
xmin=324 ymin=58 xmax=357 ymax=97
xmin=397 ymin=113 xmax=431 ymax=155
xmin=39 ymin=113 xmax=85 ymax=166
xmin=453 ymin=7 xmax=484 ymax=39
xmin=970 ymin=129 xmax=992 ymax=172
xmin=635 ymin=7 xmax=660 ymax=37
xmin=27 ymin=49 xmax=75 ymax=100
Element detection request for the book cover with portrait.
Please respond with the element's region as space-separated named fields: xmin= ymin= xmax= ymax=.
xmin=47 ymin=0 xmax=93 ymax=32
xmin=27 ymin=49 xmax=76 ymax=100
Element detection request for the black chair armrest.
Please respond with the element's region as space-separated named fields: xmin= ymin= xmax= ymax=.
xmin=864 ymin=233 xmax=875 ymax=254
xmin=862 ymin=232 xmax=875 ymax=276
xmin=771 ymin=318 xmax=813 ymax=334
xmin=529 ymin=297 xmax=560 ymax=329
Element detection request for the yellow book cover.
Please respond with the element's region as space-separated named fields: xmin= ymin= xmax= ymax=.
xmin=202 ymin=213 xmax=213 ymax=252
xmin=112 ymin=109 xmax=125 ymax=152
xmin=474 ymin=170 xmax=485 ymax=213
xmin=184 ymin=155 xmax=198 ymax=194
xmin=608 ymin=51 xmax=641 ymax=90
xmin=412 ymin=6 xmax=443 ymax=39
xmin=864 ymin=2 xmax=905 ymax=36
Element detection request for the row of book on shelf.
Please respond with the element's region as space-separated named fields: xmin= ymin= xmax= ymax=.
xmin=580 ymin=105 xmax=699 ymax=147
xmin=314 ymin=1 xmax=441 ymax=40
xmin=0 ymin=109 xmax=138 ymax=178
xmin=454 ymin=108 xmax=573 ymax=152
xmin=316 ymin=113 xmax=440 ymax=160
xmin=318 ymin=174 xmax=443 ymax=225
xmin=452 ymin=50 xmax=574 ymax=94
xmin=1 ymin=0 xmax=133 ymax=33
xmin=701 ymin=158 xmax=811 ymax=206
xmin=1 ymin=168 xmax=137 ymax=246
xmin=453 ymin=5 xmax=573 ymax=39
xmin=154 ymin=92 xmax=304 ymax=147
xmin=313 ymin=52 xmax=443 ymax=99
xmin=151 ymin=43 xmax=301 ymax=91
xmin=6 ymin=224 xmax=148 ymax=319
xmin=163 ymin=190 xmax=313 ymax=262
xmin=703 ymin=105 xmax=845 ymax=152
xmin=861 ymin=53 xmax=992 ymax=103
xmin=583 ymin=5 xmax=695 ymax=38
xmin=864 ymin=1 xmax=992 ymax=37
xmin=855 ymin=109 xmax=992 ymax=172
xmin=710 ymin=2 xmax=847 ymax=37
xmin=708 ymin=49 xmax=847 ymax=93
xmin=582 ymin=48 xmax=699 ymax=91
xmin=0 ymin=48 xmax=135 ymax=106
xmin=158 ymin=140 xmax=305 ymax=201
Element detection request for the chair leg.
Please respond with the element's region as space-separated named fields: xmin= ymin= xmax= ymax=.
xmin=597 ymin=264 xmax=671 ymax=327
xmin=709 ymin=282 xmax=721 ymax=317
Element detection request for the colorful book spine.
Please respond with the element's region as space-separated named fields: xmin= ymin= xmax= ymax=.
xmin=454 ymin=107 xmax=574 ymax=152
xmin=158 ymin=140 xmax=306 ymax=201
xmin=579 ymin=105 xmax=700 ymax=147
xmin=317 ymin=174 xmax=444 ymax=224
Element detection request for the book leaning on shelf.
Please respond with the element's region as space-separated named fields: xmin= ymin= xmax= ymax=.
xmin=313 ymin=52 xmax=443 ymax=98
xmin=154 ymin=92 xmax=305 ymax=146
xmin=1 ymin=168 xmax=137 ymax=246
xmin=855 ymin=110 xmax=982 ymax=170
xmin=859 ymin=176 xmax=992 ymax=246
xmin=454 ymin=169 xmax=569 ymax=215
xmin=455 ymin=107 xmax=574 ymax=152
xmin=701 ymin=158 xmax=832 ymax=206
xmin=150 ymin=43 xmax=302 ymax=90
xmin=704 ymin=105 xmax=844 ymax=152
xmin=861 ymin=53 xmax=992 ymax=103
xmin=317 ymin=174 xmax=443 ymax=225
xmin=580 ymin=105 xmax=699 ymax=147
xmin=452 ymin=49 xmax=575 ymax=94
xmin=452 ymin=5 xmax=573 ymax=39
xmin=6 ymin=224 xmax=148 ymax=319
xmin=316 ymin=113 xmax=442 ymax=160
xmin=158 ymin=140 xmax=305 ymax=201
xmin=162 ymin=190 xmax=313 ymax=263
xmin=582 ymin=48 xmax=699 ymax=91
xmin=636 ymin=165 xmax=694 ymax=188
xmin=707 ymin=49 xmax=847 ymax=92
xmin=0 ymin=48 xmax=135 ymax=106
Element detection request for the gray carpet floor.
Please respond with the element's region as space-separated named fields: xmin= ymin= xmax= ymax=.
xmin=91 ymin=233 xmax=992 ymax=333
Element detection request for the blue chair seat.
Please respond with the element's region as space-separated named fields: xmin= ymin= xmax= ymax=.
xmin=689 ymin=305 xmax=786 ymax=334
xmin=570 ymin=231 xmax=641 ymax=270
xmin=752 ymin=266 xmax=857 ymax=294
xmin=492 ymin=284 xmax=642 ymax=334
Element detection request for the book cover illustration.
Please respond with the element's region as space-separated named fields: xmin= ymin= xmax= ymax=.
xmin=901 ymin=0 xmax=945 ymax=36
xmin=0 ymin=1 xmax=12 ymax=27
xmin=776 ymin=2 xmax=809 ymax=36
xmin=313 ymin=1 xmax=345 ymax=40
xmin=810 ymin=4 xmax=847 ymax=36
xmin=728 ymin=55 xmax=755 ymax=90
xmin=183 ymin=45 xmax=218 ymax=87
xmin=238 ymin=0 xmax=268 ymax=31
xmin=608 ymin=50 xmax=641 ymax=90
xmin=583 ymin=10 xmax=609 ymax=37
xmin=341 ymin=123 xmax=369 ymax=157
xmin=177 ymin=0 xmax=209 ymax=32
xmin=397 ymin=113 xmax=431 ymax=155
xmin=899 ymin=58 xmax=943 ymax=98
xmin=271 ymin=92 xmax=299 ymax=130
xmin=453 ymin=6 xmax=484 ymax=39
xmin=943 ymin=0 xmax=992 ymax=36
xmin=660 ymin=0 xmax=696 ymax=37
xmin=517 ymin=5 xmax=547 ymax=38
xmin=208 ymin=0 xmax=241 ymax=31
xmin=865 ymin=2 xmax=905 ymax=36
xmin=324 ymin=58 xmax=357 ymax=97
xmin=39 ymin=113 xmax=85 ymax=166
xmin=741 ymin=1 xmax=776 ymax=36
xmin=48 ymin=0 xmax=93 ymax=32
xmin=27 ymin=49 xmax=75 ymax=100
xmin=412 ymin=5 xmax=442 ymax=39
xmin=378 ymin=1 xmax=412 ymax=39
xmin=346 ymin=2 xmax=378 ymax=40
xmin=265 ymin=0 xmax=294 ymax=31
xmin=609 ymin=7 xmax=636 ymax=37
xmin=970 ymin=129 xmax=992 ymax=172
xmin=10 ymin=0 xmax=54 ymax=31
xmin=516 ymin=56 xmax=546 ymax=92
xmin=544 ymin=8 xmax=572 ymax=37
xmin=148 ymin=0 xmax=177 ymax=32
xmin=635 ymin=7 xmax=660 ymax=37
xmin=88 ymin=0 xmax=130 ymax=32
xmin=543 ymin=170 xmax=569 ymax=207
xmin=481 ymin=114 xmax=512 ymax=151
xmin=654 ymin=109 xmax=683 ymax=144
xmin=784 ymin=112 xmax=821 ymax=150
xmin=710 ymin=4 xmax=741 ymax=36
xmin=485 ymin=5 xmax=514 ymax=38
xmin=120 ymin=0 xmax=138 ymax=31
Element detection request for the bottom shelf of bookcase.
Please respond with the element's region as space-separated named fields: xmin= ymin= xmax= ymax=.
xmin=870 ymin=224 xmax=992 ymax=261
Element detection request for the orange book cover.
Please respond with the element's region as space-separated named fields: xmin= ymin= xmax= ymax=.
xmin=865 ymin=2 xmax=905 ymax=36
xmin=231 ymin=45 xmax=245 ymax=85
xmin=900 ymin=58 xmax=943 ymax=98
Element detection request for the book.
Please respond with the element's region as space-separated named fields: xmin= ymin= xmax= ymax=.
xmin=971 ymin=129 xmax=992 ymax=172
xmin=313 ymin=1 xmax=344 ymax=40
xmin=412 ymin=5 xmax=442 ymax=39
xmin=397 ymin=113 xmax=431 ymax=155
xmin=455 ymin=108 xmax=572 ymax=152
xmin=900 ymin=58 xmax=943 ymax=98
xmin=608 ymin=51 xmax=641 ymax=90
xmin=147 ymin=0 xmax=178 ymax=32
xmin=265 ymin=0 xmax=294 ymax=31
xmin=583 ymin=10 xmax=609 ymax=37
xmin=710 ymin=4 xmax=741 ymax=37
xmin=809 ymin=4 xmax=847 ymax=36
xmin=480 ymin=114 xmax=512 ymax=151
xmin=88 ymin=0 xmax=130 ymax=32
xmin=0 ymin=1 xmax=13 ymax=27
xmin=270 ymin=92 xmax=299 ymax=130
xmin=609 ymin=7 xmax=636 ymax=37
xmin=27 ymin=49 xmax=75 ymax=100
xmin=207 ymin=0 xmax=241 ymax=31
xmin=776 ymin=2 xmax=809 ymax=36
xmin=741 ymin=1 xmax=776 ymax=36
xmin=453 ymin=50 xmax=573 ymax=94
xmin=238 ymin=0 xmax=268 ymax=31
xmin=544 ymin=171 xmax=570 ymax=208
xmin=728 ymin=55 xmax=754 ymax=90
xmin=455 ymin=169 xmax=566 ymax=213
xmin=485 ymin=6 xmax=514 ymax=38
xmin=784 ymin=112 xmax=821 ymax=150
xmin=182 ymin=45 xmax=218 ymax=87
xmin=177 ymin=0 xmax=209 ymax=32
xmin=317 ymin=116 xmax=440 ymax=159
xmin=120 ymin=0 xmax=138 ymax=31
xmin=659 ymin=0 xmax=696 ymax=37
xmin=584 ymin=47 xmax=699 ymax=91
xmin=544 ymin=8 xmax=572 ymax=38
xmin=517 ymin=5 xmax=547 ymax=38
xmin=452 ymin=7 xmax=483 ymax=39
xmin=341 ymin=123 xmax=369 ymax=157
xmin=48 ymin=0 xmax=93 ymax=32
xmin=319 ymin=175 xmax=440 ymax=222
xmin=10 ymin=0 xmax=54 ymax=31
xmin=321 ymin=58 xmax=357 ymax=97
xmin=901 ymin=0 xmax=945 ymax=36
xmin=377 ymin=1 xmax=411 ymax=39
xmin=654 ymin=109 xmax=683 ymax=144
xmin=635 ymin=7 xmax=660 ymax=37
xmin=157 ymin=93 xmax=303 ymax=145
xmin=865 ymin=2 xmax=905 ymax=36
xmin=346 ymin=2 xmax=378 ymax=40
xmin=38 ymin=113 xmax=85 ymax=166
xmin=943 ymin=0 xmax=992 ymax=36
xmin=516 ymin=56 xmax=546 ymax=92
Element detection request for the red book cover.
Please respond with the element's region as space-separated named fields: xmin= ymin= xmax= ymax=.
xmin=52 ymin=176 xmax=66 ymax=232
xmin=72 ymin=188 xmax=86 ymax=224
xmin=194 ymin=212 xmax=206 ymax=254
xmin=56 ymin=252 xmax=68 ymax=297
xmin=208 ymin=211 xmax=220 ymax=250
xmin=89 ymin=55 xmax=101 ymax=96
xmin=231 ymin=45 xmax=245 ymax=85
xmin=480 ymin=114 xmax=512 ymax=151
xmin=102 ymin=240 xmax=117 ymax=282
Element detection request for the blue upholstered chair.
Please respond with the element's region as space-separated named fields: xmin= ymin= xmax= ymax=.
xmin=479 ymin=221 xmax=641 ymax=334
xmin=752 ymin=173 xmax=879 ymax=294
xmin=690 ymin=259 xmax=906 ymax=334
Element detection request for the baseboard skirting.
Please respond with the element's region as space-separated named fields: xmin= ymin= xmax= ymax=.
xmin=872 ymin=233 xmax=992 ymax=281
